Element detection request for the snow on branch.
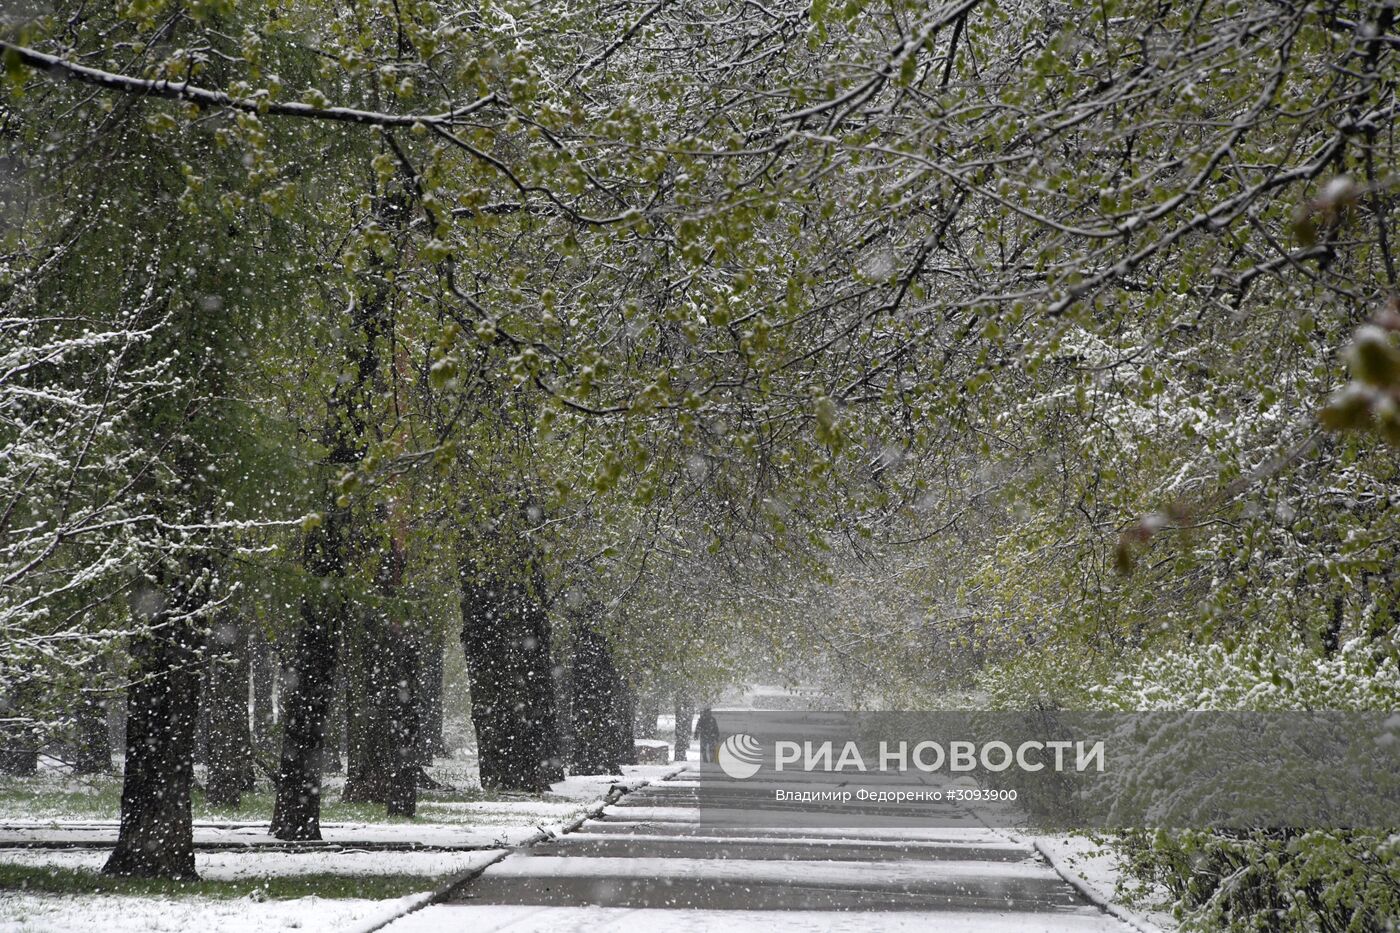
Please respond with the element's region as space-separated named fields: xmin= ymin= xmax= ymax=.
xmin=0 ymin=40 xmax=499 ymax=129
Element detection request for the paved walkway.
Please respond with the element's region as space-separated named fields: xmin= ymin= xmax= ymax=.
xmin=379 ymin=765 xmax=1129 ymax=932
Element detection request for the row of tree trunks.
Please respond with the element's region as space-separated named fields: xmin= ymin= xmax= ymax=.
xmin=457 ymin=550 xmax=564 ymax=793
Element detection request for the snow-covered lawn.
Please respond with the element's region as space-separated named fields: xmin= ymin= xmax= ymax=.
xmin=0 ymin=846 xmax=504 ymax=879
xmin=1 ymin=890 xmax=432 ymax=933
xmin=0 ymin=765 xmax=679 ymax=932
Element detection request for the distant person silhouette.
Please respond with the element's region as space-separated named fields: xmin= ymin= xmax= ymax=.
xmin=697 ymin=708 xmax=720 ymax=763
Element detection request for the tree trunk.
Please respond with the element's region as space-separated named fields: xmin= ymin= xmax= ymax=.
xmin=416 ymin=631 xmax=446 ymax=763
xmin=206 ymin=616 xmax=252 ymax=808
xmin=71 ymin=658 xmax=113 ymax=774
xmin=73 ymin=687 xmax=112 ymax=774
xmin=322 ymin=656 xmax=345 ymax=774
xmin=1323 ymin=592 xmax=1344 ymax=656
xmin=383 ymin=623 xmax=419 ymax=817
xmin=250 ymin=628 xmax=277 ymax=764
xmin=569 ymin=618 xmax=630 ymax=775
xmin=193 ymin=669 xmax=211 ymax=769
xmin=270 ymin=509 xmax=350 ymax=841
xmin=343 ymin=616 xmax=374 ymax=799
xmin=616 ymin=685 xmax=638 ymax=766
xmin=343 ymin=538 xmax=419 ymax=816
xmin=457 ymin=554 xmax=563 ymax=792
xmin=634 ymin=692 xmax=660 ymax=740
xmin=102 ymin=578 xmax=205 ymax=880
xmin=107 ymin=689 xmax=126 ymax=760
xmin=269 ymin=593 xmax=340 ymax=839
xmin=342 ymin=613 xmax=412 ymax=808
xmin=673 ymin=696 xmax=694 ymax=762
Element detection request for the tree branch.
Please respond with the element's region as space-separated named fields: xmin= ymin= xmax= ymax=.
xmin=0 ymin=40 xmax=498 ymax=128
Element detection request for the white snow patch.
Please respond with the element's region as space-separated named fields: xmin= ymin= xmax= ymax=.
xmin=0 ymin=846 xmax=503 ymax=879
xmin=1011 ymin=833 xmax=1173 ymax=933
xmin=0 ymin=892 xmax=429 ymax=933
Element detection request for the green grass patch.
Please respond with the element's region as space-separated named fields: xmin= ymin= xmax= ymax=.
xmin=0 ymin=862 xmax=442 ymax=900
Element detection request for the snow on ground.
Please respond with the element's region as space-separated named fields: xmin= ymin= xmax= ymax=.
xmin=0 ymin=891 xmax=430 ymax=933
xmin=0 ymin=845 xmax=498 ymax=933
xmin=548 ymin=766 xmax=679 ymax=802
xmin=0 ymin=819 xmax=541 ymax=849
xmin=1018 ymin=834 xmax=1174 ymax=933
xmin=0 ymin=765 xmax=682 ymax=932
xmin=0 ymin=846 xmax=504 ymax=879
xmin=0 ymin=765 xmax=681 ymax=851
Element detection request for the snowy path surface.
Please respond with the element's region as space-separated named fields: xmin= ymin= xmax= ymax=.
xmin=379 ymin=766 xmax=1129 ymax=932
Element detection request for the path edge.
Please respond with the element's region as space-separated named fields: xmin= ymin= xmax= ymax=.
xmin=351 ymin=764 xmax=687 ymax=933
xmin=1026 ymin=837 xmax=1167 ymax=933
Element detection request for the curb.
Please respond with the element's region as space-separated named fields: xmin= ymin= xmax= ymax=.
xmin=1024 ymin=837 xmax=1165 ymax=933
xmin=958 ymin=799 xmax=1158 ymax=933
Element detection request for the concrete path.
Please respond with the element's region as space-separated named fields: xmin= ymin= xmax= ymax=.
xmin=379 ymin=766 xmax=1129 ymax=932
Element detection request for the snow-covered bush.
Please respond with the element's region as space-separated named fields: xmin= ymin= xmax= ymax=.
xmin=979 ymin=635 xmax=1399 ymax=712
xmin=1088 ymin=637 xmax=1400 ymax=712
xmin=1116 ymin=828 xmax=1400 ymax=932
xmin=980 ymin=637 xmax=1400 ymax=931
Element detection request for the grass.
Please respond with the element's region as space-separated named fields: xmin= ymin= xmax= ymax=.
xmin=0 ymin=862 xmax=444 ymax=899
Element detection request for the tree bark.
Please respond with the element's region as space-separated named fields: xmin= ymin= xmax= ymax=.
xmin=457 ymin=554 xmax=563 ymax=792
xmin=102 ymin=576 xmax=205 ymax=880
xmin=343 ymin=538 xmax=419 ymax=816
xmin=634 ymin=692 xmax=660 ymax=740
xmin=383 ymin=623 xmax=419 ymax=817
xmin=569 ymin=617 xmax=631 ymax=775
xmin=270 ymin=205 xmax=392 ymax=833
xmin=270 ymin=509 xmax=350 ymax=841
xmin=1323 ymin=592 xmax=1344 ymax=656
xmin=107 ymin=688 xmax=126 ymax=759
xmin=322 ymin=656 xmax=345 ymax=774
xmin=193 ymin=668 xmax=211 ymax=769
xmin=673 ymin=696 xmax=694 ymax=762
xmin=250 ymin=628 xmax=277 ymax=764
xmin=342 ymin=614 xmax=415 ymax=808
xmin=416 ymin=631 xmax=446 ymax=763
xmin=205 ymin=615 xmax=252 ymax=808
xmin=73 ymin=688 xmax=112 ymax=774
xmin=616 ymin=685 xmax=638 ymax=766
